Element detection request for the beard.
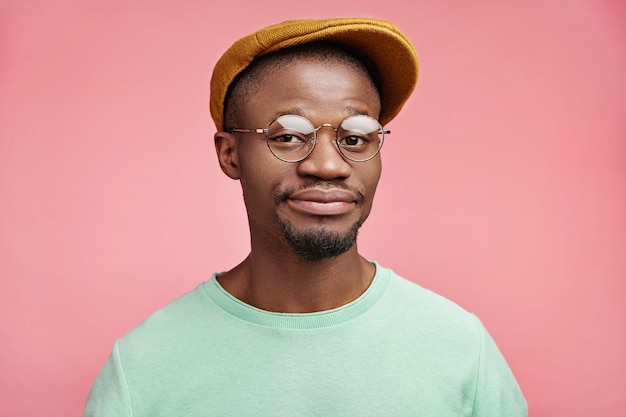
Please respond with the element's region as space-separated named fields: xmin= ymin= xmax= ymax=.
xmin=277 ymin=216 xmax=363 ymax=261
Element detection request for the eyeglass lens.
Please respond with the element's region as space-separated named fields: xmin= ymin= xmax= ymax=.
xmin=266 ymin=115 xmax=384 ymax=162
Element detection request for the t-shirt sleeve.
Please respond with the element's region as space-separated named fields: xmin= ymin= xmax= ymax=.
xmin=471 ymin=316 xmax=528 ymax=417
xmin=84 ymin=341 xmax=133 ymax=417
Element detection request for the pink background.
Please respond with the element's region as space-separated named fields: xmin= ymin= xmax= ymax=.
xmin=1 ymin=0 xmax=625 ymax=416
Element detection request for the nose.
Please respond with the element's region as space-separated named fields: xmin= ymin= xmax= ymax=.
xmin=296 ymin=129 xmax=352 ymax=180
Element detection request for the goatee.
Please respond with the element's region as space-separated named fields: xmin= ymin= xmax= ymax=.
xmin=277 ymin=217 xmax=362 ymax=261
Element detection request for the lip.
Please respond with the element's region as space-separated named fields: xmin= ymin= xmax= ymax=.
xmin=286 ymin=188 xmax=357 ymax=216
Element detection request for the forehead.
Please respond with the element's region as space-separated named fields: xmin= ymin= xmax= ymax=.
xmin=247 ymin=58 xmax=381 ymax=125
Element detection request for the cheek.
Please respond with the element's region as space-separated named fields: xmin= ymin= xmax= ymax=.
xmin=237 ymin=142 xmax=272 ymax=187
xmin=237 ymin=150 xmax=289 ymax=209
xmin=363 ymin=161 xmax=382 ymax=195
xmin=357 ymin=165 xmax=382 ymax=222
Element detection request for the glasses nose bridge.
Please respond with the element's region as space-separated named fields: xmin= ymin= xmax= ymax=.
xmin=313 ymin=123 xmax=340 ymax=142
xmin=306 ymin=122 xmax=346 ymax=161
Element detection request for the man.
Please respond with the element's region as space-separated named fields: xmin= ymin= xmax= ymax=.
xmin=85 ymin=18 xmax=527 ymax=416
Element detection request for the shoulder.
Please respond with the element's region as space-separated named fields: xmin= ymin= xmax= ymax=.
xmin=374 ymin=264 xmax=483 ymax=341
xmin=115 ymin=277 xmax=221 ymax=359
xmin=373 ymin=264 xmax=527 ymax=416
xmin=377 ymin=264 xmax=473 ymax=316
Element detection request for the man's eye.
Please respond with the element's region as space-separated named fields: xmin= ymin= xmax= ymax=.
xmin=341 ymin=135 xmax=367 ymax=146
xmin=269 ymin=132 xmax=306 ymax=144
xmin=277 ymin=135 xmax=295 ymax=143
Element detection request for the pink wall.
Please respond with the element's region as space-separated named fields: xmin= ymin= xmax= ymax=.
xmin=1 ymin=1 xmax=624 ymax=416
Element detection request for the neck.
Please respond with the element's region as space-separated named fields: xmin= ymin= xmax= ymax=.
xmin=217 ymin=245 xmax=376 ymax=313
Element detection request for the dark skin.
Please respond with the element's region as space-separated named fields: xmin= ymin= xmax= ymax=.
xmin=214 ymin=57 xmax=382 ymax=313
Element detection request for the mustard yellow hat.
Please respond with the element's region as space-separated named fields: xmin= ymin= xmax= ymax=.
xmin=210 ymin=17 xmax=419 ymax=131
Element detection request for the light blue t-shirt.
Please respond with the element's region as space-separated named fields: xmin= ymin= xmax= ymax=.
xmin=85 ymin=264 xmax=527 ymax=416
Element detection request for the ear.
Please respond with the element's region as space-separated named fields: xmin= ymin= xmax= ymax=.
xmin=214 ymin=131 xmax=241 ymax=180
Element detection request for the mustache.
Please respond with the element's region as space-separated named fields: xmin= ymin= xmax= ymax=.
xmin=274 ymin=181 xmax=366 ymax=205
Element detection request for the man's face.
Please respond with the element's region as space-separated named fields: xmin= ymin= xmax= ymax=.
xmin=229 ymin=57 xmax=382 ymax=260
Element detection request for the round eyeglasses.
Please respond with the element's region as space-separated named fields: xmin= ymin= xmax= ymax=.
xmin=229 ymin=114 xmax=389 ymax=162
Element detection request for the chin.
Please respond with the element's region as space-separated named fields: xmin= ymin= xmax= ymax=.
xmin=277 ymin=217 xmax=362 ymax=261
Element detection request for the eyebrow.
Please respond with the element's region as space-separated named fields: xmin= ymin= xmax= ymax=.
xmin=347 ymin=107 xmax=369 ymax=116
xmin=268 ymin=106 xmax=370 ymax=122
xmin=269 ymin=108 xmax=305 ymax=120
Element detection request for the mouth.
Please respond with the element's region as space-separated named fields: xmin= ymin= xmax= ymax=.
xmin=282 ymin=187 xmax=361 ymax=217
